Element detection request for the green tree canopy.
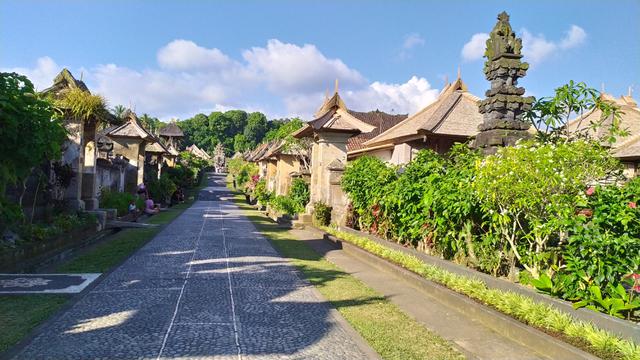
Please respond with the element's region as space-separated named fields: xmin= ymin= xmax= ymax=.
xmin=0 ymin=72 xmax=67 ymax=195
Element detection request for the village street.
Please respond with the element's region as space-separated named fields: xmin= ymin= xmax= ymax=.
xmin=13 ymin=174 xmax=372 ymax=360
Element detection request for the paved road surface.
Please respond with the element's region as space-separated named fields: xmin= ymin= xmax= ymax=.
xmin=14 ymin=174 xmax=372 ymax=360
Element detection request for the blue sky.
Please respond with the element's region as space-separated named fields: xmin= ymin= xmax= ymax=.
xmin=1 ymin=0 xmax=639 ymax=120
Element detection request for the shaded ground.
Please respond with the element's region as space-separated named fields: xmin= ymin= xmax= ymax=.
xmin=12 ymin=174 xmax=371 ymax=360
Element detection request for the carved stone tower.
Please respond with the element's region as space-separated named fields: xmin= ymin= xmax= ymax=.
xmin=474 ymin=11 xmax=533 ymax=154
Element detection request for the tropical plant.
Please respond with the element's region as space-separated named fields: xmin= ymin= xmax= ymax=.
xmin=288 ymin=178 xmax=309 ymax=210
xmin=55 ymin=87 xmax=109 ymax=123
xmin=0 ymin=72 xmax=67 ymax=230
xmin=474 ymin=139 xmax=620 ymax=278
xmin=526 ymin=80 xmax=627 ymax=144
xmin=313 ymin=201 xmax=332 ymax=226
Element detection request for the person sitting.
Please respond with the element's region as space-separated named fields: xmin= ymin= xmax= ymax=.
xmin=144 ymin=197 xmax=160 ymax=215
xmin=128 ymin=200 xmax=138 ymax=214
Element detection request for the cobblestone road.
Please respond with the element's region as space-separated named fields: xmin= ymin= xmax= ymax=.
xmin=14 ymin=174 xmax=372 ymax=360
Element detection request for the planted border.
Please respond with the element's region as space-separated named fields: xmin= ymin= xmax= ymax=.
xmin=323 ymin=226 xmax=640 ymax=360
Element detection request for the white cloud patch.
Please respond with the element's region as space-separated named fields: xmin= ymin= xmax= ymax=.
xmin=2 ymin=56 xmax=63 ymax=91
xmin=157 ymin=39 xmax=233 ymax=70
xmin=398 ymin=33 xmax=425 ymax=60
xmin=461 ymin=33 xmax=489 ymax=62
xmin=5 ymin=39 xmax=439 ymax=120
xmin=461 ymin=25 xmax=587 ymax=65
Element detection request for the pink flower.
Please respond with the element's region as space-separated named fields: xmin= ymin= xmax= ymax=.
xmin=585 ymin=187 xmax=596 ymax=196
xmin=627 ymin=273 xmax=640 ymax=280
xmin=629 ymin=202 xmax=637 ymax=209
xmin=633 ymin=285 xmax=640 ymax=294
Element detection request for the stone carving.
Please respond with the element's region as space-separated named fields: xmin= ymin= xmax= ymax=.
xmin=213 ymin=143 xmax=226 ymax=172
xmin=475 ymin=11 xmax=534 ymax=154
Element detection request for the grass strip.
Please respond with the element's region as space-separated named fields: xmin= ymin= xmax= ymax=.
xmin=323 ymin=227 xmax=640 ymax=360
xmin=231 ymin=192 xmax=463 ymax=360
xmin=0 ymin=295 xmax=68 ymax=353
xmin=0 ymin=175 xmax=208 ymax=354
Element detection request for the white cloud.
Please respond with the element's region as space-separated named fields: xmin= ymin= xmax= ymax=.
xmin=346 ymin=76 xmax=439 ymax=115
xmin=157 ymin=39 xmax=233 ymax=70
xmin=5 ymin=39 xmax=439 ymax=120
xmin=242 ymin=39 xmax=365 ymax=94
xmin=461 ymin=33 xmax=489 ymax=61
xmin=559 ymin=25 xmax=587 ymax=49
xmin=403 ymin=33 xmax=425 ymax=49
xmin=461 ymin=25 xmax=587 ymax=65
xmin=2 ymin=56 xmax=63 ymax=90
xmin=398 ymin=33 xmax=425 ymax=60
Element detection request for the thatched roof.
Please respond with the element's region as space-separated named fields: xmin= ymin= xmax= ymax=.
xmin=40 ymin=68 xmax=89 ymax=98
xmin=186 ymin=144 xmax=211 ymax=160
xmin=145 ymin=140 xmax=171 ymax=155
xmin=364 ymin=78 xmax=483 ymax=147
xmin=566 ymin=94 xmax=640 ymax=159
xmin=292 ymin=91 xmax=377 ymax=138
xmin=159 ymin=122 xmax=184 ymax=137
xmin=106 ymin=110 xmax=155 ymax=140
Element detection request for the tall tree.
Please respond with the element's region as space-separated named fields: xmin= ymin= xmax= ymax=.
xmin=111 ymin=104 xmax=127 ymax=122
xmin=244 ymin=112 xmax=268 ymax=147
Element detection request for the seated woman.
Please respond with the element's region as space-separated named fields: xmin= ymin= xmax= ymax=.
xmin=144 ymin=197 xmax=160 ymax=215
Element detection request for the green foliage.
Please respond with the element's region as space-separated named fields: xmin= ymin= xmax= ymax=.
xmin=324 ymin=227 xmax=640 ymax=360
xmin=313 ymin=201 xmax=332 ymax=226
xmin=288 ymin=178 xmax=310 ymax=209
xmin=269 ymin=195 xmax=303 ymax=216
xmin=227 ymin=158 xmax=258 ymax=189
xmin=54 ymin=87 xmax=109 ymax=123
xmin=475 ymin=140 xmax=620 ymax=277
xmin=252 ymin=179 xmax=272 ymax=205
xmin=573 ymin=285 xmax=640 ymax=319
xmin=264 ymin=118 xmax=304 ymax=141
xmin=100 ymin=189 xmax=142 ymax=216
xmin=526 ymin=80 xmax=627 ymax=144
xmin=147 ymin=174 xmax=177 ymax=204
xmin=341 ymin=156 xmax=397 ymax=230
xmin=0 ymin=72 xmax=67 ymax=195
xmin=138 ymin=113 xmax=165 ymax=134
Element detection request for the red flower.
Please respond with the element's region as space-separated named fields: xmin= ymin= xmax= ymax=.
xmin=626 ymin=273 xmax=640 ymax=280
xmin=629 ymin=202 xmax=637 ymax=209
xmin=633 ymin=285 xmax=640 ymax=294
xmin=585 ymin=186 xmax=596 ymax=196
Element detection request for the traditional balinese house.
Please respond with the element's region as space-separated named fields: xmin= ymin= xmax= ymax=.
xmin=186 ymin=144 xmax=212 ymax=162
xmin=105 ymin=110 xmax=155 ymax=191
xmin=293 ymin=89 xmax=378 ymax=225
xmin=361 ymin=77 xmax=484 ymax=165
xmin=566 ymin=93 xmax=640 ymax=177
xmin=95 ymin=131 xmax=132 ymax=194
xmin=270 ymin=141 xmax=308 ymax=196
xmin=158 ymin=121 xmax=184 ymax=150
xmin=40 ymin=69 xmax=102 ymax=210
xmin=144 ymin=139 xmax=173 ymax=180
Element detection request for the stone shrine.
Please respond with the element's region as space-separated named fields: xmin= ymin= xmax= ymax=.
xmin=474 ymin=11 xmax=534 ymax=154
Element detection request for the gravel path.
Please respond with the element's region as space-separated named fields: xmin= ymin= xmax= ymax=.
xmin=14 ymin=174 xmax=372 ymax=360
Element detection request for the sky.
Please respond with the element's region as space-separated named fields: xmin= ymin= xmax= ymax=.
xmin=1 ymin=0 xmax=639 ymax=121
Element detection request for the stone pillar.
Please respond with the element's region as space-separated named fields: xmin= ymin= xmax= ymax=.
xmin=81 ymin=120 xmax=99 ymax=210
xmin=137 ymin=144 xmax=145 ymax=185
xmin=474 ymin=12 xmax=534 ymax=155
xmin=63 ymin=118 xmax=85 ymax=210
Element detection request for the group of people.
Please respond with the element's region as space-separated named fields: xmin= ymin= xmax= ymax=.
xmin=128 ymin=182 xmax=185 ymax=216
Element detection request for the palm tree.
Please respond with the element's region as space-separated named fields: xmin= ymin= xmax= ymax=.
xmin=112 ymin=105 xmax=127 ymax=122
xmin=139 ymin=113 xmax=154 ymax=133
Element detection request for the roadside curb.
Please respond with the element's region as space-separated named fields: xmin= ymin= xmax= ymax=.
xmin=323 ymin=232 xmax=600 ymax=360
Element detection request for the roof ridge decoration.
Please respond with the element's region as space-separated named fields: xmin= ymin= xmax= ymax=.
xmin=473 ymin=11 xmax=533 ymax=154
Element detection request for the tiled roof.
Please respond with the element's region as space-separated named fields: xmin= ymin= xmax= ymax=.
xmin=346 ymin=110 xmax=408 ymax=152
